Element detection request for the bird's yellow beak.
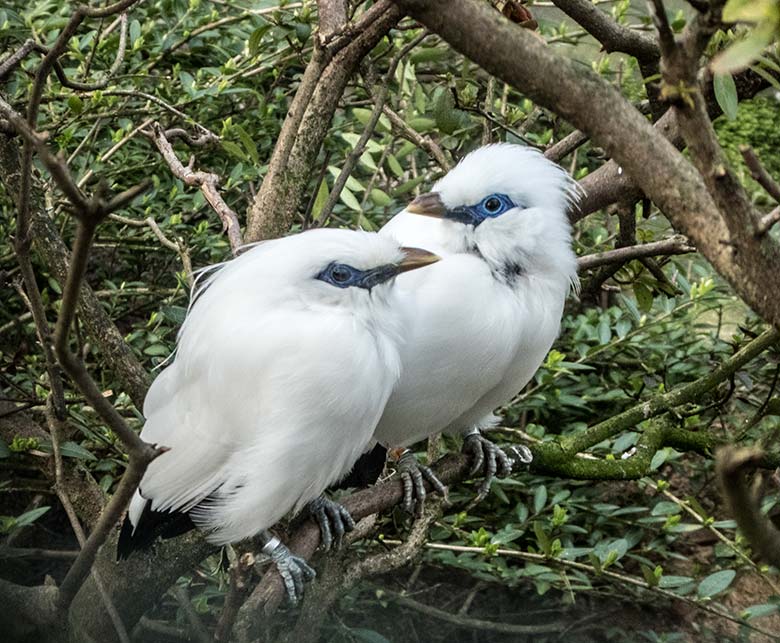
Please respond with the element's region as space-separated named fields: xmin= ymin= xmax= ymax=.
xmin=406 ymin=192 xmax=447 ymax=218
xmin=398 ymin=247 xmax=440 ymax=273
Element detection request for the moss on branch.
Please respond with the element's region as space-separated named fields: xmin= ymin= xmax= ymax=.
xmin=560 ymin=327 xmax=779 ymax=455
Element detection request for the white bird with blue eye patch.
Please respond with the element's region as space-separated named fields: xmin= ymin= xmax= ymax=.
xmin=374 ymin=143 xmax=579 ymax=507
xmin=117 ymin=228 xmax=439 ymax=602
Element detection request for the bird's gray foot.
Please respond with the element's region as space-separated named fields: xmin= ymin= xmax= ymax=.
xmin=262 ymin=535 xmax=316 ymax=605
xmin=397 ymin=448 xmax=448 ymax=514
xmin=463 ymin=429 xmax=531 ymax=502
xmin=306 ymin=494 xmax=356 ymax=551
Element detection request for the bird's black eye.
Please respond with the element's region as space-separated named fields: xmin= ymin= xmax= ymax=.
xmin=330 ymin=265 xmax=351 ymax=283
xmin=484 ymin=197 xmax=501 ymax=213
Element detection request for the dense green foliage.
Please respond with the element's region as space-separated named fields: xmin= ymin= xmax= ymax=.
xmin=1 ymin=1 xmax=780 ymax=641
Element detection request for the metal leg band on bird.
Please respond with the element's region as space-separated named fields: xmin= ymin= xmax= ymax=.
xmin=260 ymin=531 xmax=316 ymax=605
xmin=396 ymin=448 xmax=449 ymax=514
xmin=306 ymin=494 xmax=356 ymax=551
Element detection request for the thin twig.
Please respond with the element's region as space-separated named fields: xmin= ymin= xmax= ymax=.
xmin=214 ymin=552 xmax=255 ymax=642
xmin=380 ymin=540 xmax=777 ymax=638
xmin=51 ymin=13 xmax=129 ymax=91
xmin=315 ymin=31 xmax=430 ymax=225
xmin=171 ymin=586 xmax=212 ymax=643
xmin=544 ymin=129 xmax=589 ymax=162
xmin=757 ymin=206 xmax=780 ymax=237
xmin=147 ymin=123 xmax=242 ymax=254
xmin=740 ymin=146 xmax=780 ymax=203
xmin=0 ymin=39 xmax=46 ymax=81
xmin=388 ymin=591 xmax=563 ymax=634
xmin=382 ymin=104 xmax=451 ymax=171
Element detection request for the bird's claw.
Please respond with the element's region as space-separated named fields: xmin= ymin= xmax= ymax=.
xmin=397 ymin=449 xmax=448 ymax=514
xmin=263 ymin=537 xmax=316 ymax=605
xmin=306 ymin=494 xmax=356 ymax=551
xmin=463 ymin=430 xmax=521 ymax=502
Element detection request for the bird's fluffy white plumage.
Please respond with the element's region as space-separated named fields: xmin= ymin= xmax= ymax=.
xmin=130 ymin=229 xmax=406 ymax=545
xmin=375 ymin=143 xmax=578 ymax=446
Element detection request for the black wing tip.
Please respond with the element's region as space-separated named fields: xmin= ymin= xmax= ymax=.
xmin=332 ymin=443 xmax=388 ymax=490
xmin=116 ymin=514 xmax=136 ymax=561
xmin=115 ymin=505 xmax=197 ymax=561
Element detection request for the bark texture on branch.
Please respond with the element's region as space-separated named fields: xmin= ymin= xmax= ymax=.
xmin=0 ymin=133 xmax=151 ymax=410
xmin=245 ymin=2 xmax=403 ymax=242
xmin=68 ymin=531 xmax=216 ymax=642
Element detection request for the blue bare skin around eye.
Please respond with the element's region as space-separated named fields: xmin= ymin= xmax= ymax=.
xmin=316 ymin=263 xmax=398 ymax=290
xmin=449 ymin=193 xmax=518 ymax=226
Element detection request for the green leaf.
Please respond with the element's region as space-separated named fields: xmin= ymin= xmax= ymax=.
xmin=533 ymin=520 xmax=551 ymax=555
xmin=713 ymin=73 xmax=739 ymax=120
xmin=161 ymin=305 xmax=187 ymax=325
xmin=742 ymin=603 xmax=780 ymax=620
xmin=310 ymin=178 xmax=329 ymax=221
xmin=144 ymin=344 xmax=171 ymax=356
xmin=248 ymin=23 xmax=272 ymax=57
xmin=179 ymin=70 xmax=195 ymax=96
xmin=633 ymin=282 xmax=653 ymax=313
xmin=651 ymin=501 xmax=681 ymax=516
xmin=222 ymin=140 xmax=248 ymax=161
xmin=658 ymin=574 xmax=694 ymax=589
xmin=619 ymin=293 xmax=642 ymax=322
xmin=370 ymin=188 xmax=392 ymax=207
xmin=615 ymin=318 xmax=631 ymax=339
xmin=711 ymin=26 xmax=775 ymax=74
xmin=533 ymin=485 xmax=547 ymax=513
xmin=60 ymin=441 xmax=97 ymax=460
xmin=67 ymin=95 xmax=83 ymax=115
xmin=129 ymin=19 xmax=141 ymax=44
xmin=697 ymin=569 xmax=736 ymax=598
xmin=350 ymin=629 xmax=391 ymax=643
xmin=353 ymin=108 xmax=374 ymax=126
xmin=408 ymin=117 xmax=435 ymax=133
xmin=433 ymin=87 xmax=462 ymax=135
xmin=339 ymin=186 xmax=361 ymax=212
xmin=233 ymin=124 xmax=259 ymax=165
xmin=597 ymin=319 xmax=611 ymax=345
xmin=410 ymin=47 xmax=450 ymax=64
xmin=15 ymin=506 xmax=50 ymax=528
xmin=641 ymin=564 xmax=660 ymax=587
xmin=387 ymin=154 xmax=404 ymax=178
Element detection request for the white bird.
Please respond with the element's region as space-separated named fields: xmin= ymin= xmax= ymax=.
xmin=375 ymin=143 xmax=578 ymax=507
xmin=117 ymin=228 xmax=439 ymax=601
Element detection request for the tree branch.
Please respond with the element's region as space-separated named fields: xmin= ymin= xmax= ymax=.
xmin=147 ymin=123 xmax=243 ymax=255
xmin=387 ymin=0 xmax=780 ymax=327
xmin=577 ymin=235 xmax=695 ymax=270
xmin=717 ymin=446 xmax=780 ymax=568
xmin=550 ymin=0 xmax=659 ymax=63
xmin=245 ymin=1 xmax=403 ymax=242
xmin=561 ymin=327 xmax=779 ymax=455
xmin=740 ymin=145 xmax=780 ymax=207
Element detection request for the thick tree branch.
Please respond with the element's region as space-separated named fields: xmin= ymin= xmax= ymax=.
xmin=573 ymin=64 xmax=773 ymax=220
xmin=717 ymin=446 xmax=780 ymax=568
xmin=387 ymin=0 xmax=780 ymax=327
xmin=550 ymin=0 xmax=659 ymax=63
xmin=246 ymin=1 xmax=402 ymax=242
